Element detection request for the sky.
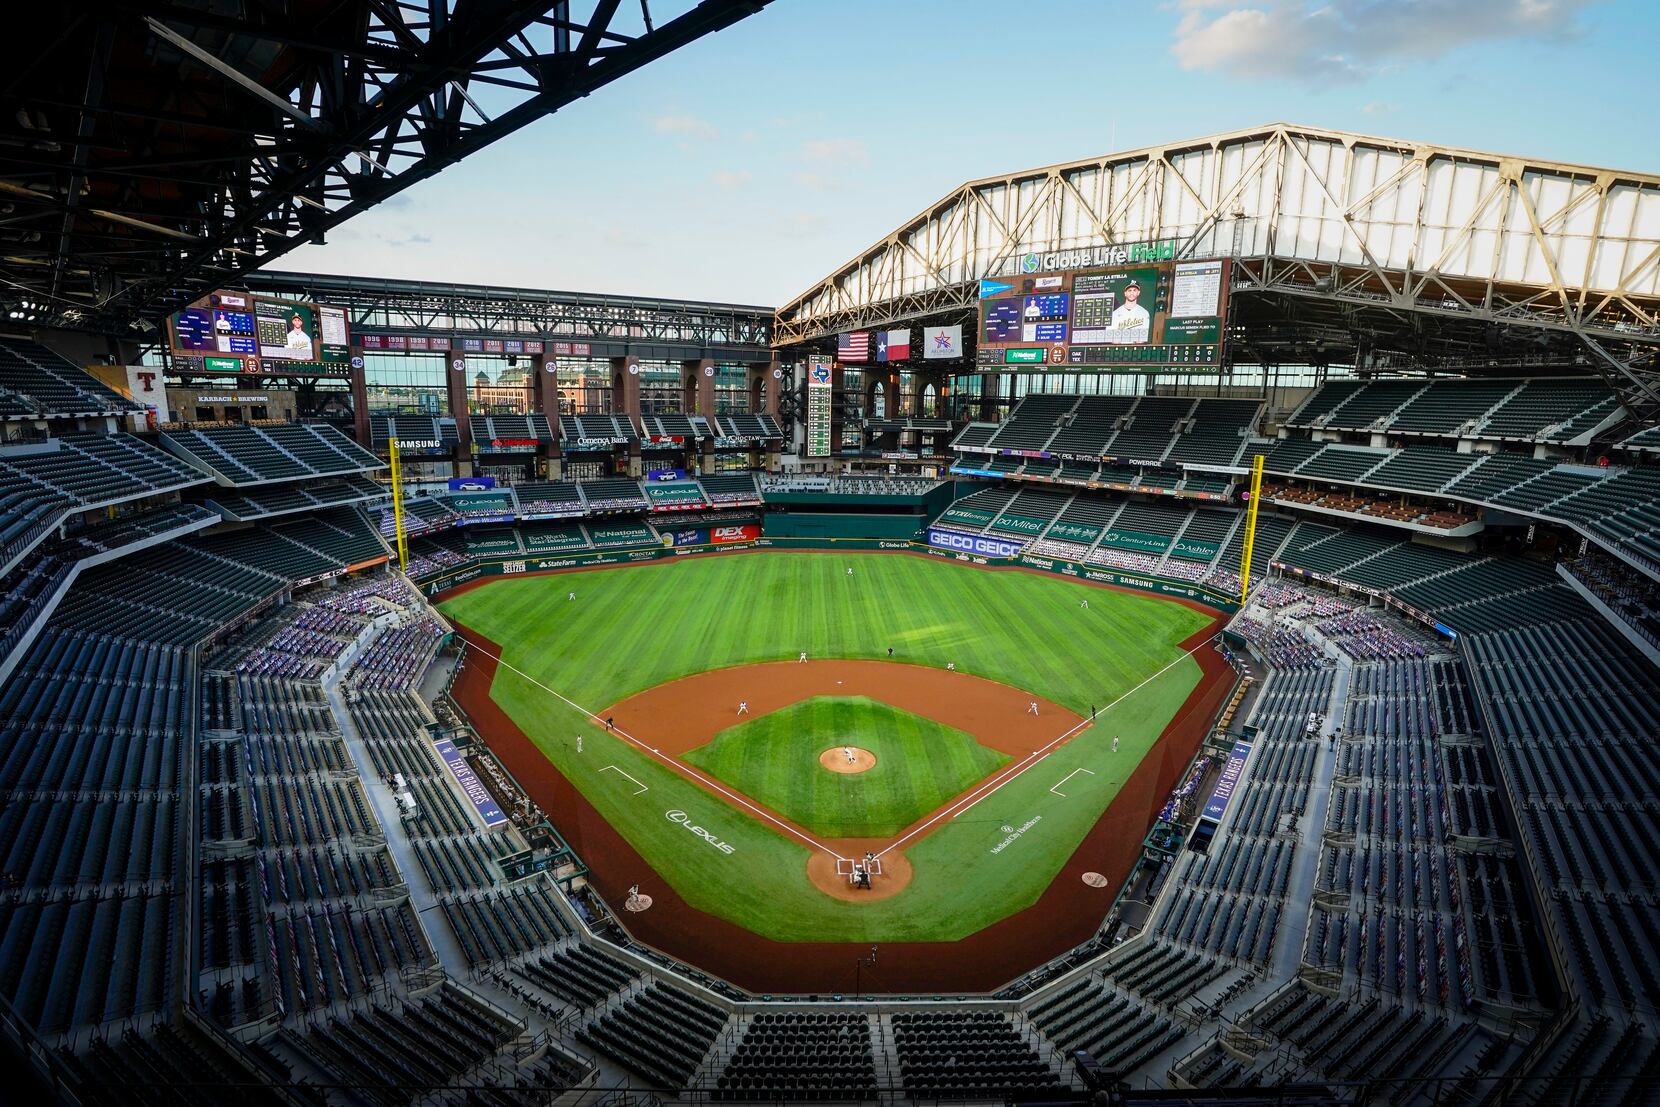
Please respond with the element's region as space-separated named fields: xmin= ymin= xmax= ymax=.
xmin=279 ymin=0 xmax=1660 ymax=309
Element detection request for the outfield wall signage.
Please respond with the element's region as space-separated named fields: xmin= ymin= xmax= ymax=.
xmin=1200 ymin=739 xmax=1253 ymax=824
xmin=434 ymin=738 xmax=508 ymax=828
xmin=421 ymin=538 xmax=1242 ymax=615
xmin=927 ymin=528 xmax=1026 ymax=559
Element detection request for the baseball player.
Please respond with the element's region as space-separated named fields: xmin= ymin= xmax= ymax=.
xmin=737 ymin=701 xmax=749 ymax=715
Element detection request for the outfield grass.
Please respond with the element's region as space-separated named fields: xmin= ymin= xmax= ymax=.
xmin=440 ymin=552 xmax=1213 ymax=943
xmin=682 ymin=696 xmax=1009 ymax=837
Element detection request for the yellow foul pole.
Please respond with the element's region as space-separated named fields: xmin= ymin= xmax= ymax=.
xmin=389 ymin=438 xmax=409 ymax=571
xmin=1237 ymin=452 xmax=1265 ymax=604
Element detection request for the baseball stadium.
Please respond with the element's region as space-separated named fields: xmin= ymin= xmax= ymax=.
xmin=1 ymin=4 xmax=1659 ymax=1106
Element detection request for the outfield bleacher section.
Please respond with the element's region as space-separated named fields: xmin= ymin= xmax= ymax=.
xmin=0 ymin=337 xmax=137 ymax=417
xmin=162 ymin=422 xmax=382 ymax=485
xmin=1286 ymin=376 xmax=1618 ymax=443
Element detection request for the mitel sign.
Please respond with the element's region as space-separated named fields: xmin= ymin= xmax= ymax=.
xmin=927 ymin=528 xmax=1024 ymax=559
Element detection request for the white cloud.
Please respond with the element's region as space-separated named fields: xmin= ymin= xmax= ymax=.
xmin=790 ymin=170 xmax=842 ymax=193
xmin=801 ymin=138 xmax=869 ymax=164
xmin=712 ymin=169 xmax=753 ymax=191
xmin=1170 ymin=0 xmax=1590 ymax=82
xmin=652 ymin=113 xmax=718 ymax=140
xmin=1361 ymin=100 xmax=1398 ymax=114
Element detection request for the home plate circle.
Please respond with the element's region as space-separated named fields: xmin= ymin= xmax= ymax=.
xmin=625 ymin=893 xmax=653 ymax=912
xmin=1081 ymin=872 xmax=1109 ymax=888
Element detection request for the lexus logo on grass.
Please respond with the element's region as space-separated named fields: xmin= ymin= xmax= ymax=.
xmin=666 ymin=809 xmax=736 ymax=854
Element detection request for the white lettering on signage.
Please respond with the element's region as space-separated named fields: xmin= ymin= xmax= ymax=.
xmin=665 ymin=809 xmax=736 ymax=854
xmin=990 ymin=815 xmax=1043 ymax=854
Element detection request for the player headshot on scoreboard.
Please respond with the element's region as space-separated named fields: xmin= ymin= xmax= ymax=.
xmin=285 ymin=312 xmax=312 ymax=351
xmin=1109 ymin=280 xmax=1151 ymax=343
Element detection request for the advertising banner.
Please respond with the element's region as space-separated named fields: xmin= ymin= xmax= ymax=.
xmin=926 ymin=528 xmax=1024 ymax=559
xmin=448 ymin=476 xmax=497 ymax=491
xmin=1200 ymin=739 xmax=1254 ymax=823
xmin=433 ymin=739 xmax=508 ymax=828
xmin=711 ymin=524 xmax=761 ymax=545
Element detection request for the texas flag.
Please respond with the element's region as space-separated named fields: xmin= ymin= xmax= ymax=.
xmin=875 ymin=329 xmax=910 ymax=362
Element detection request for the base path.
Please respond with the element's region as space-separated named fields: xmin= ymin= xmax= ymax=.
xmin=820 ymin=747 xmax=876 ymax=774
xmin=603 ymin=660 xmax=1077 ymax=762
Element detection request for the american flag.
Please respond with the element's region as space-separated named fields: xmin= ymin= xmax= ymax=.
xmin=837 ymin=331 xmax=871 ymax=362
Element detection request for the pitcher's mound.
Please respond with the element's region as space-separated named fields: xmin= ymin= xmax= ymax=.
xmin=820 ymin=746 xmax=876 ymax=774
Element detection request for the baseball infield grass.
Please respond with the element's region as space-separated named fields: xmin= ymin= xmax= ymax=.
xmin=440 ymin=552 xmax=1212 ymax=944
xmin=682 ymin=697 xmax=1009 ymax=837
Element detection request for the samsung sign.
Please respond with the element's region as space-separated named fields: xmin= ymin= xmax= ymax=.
xmin=927 ymin=528 xmax=1024 ymax=559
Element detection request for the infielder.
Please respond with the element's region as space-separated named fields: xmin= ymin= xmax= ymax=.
xmin=737 ymin=701 xmax=749 ymax=715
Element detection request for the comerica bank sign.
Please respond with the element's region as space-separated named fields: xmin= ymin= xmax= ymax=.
xmin=1002 ymin=239 xmax=1179 ymax=276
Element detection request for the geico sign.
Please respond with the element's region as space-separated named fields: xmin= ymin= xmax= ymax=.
xmin=928 ymin=529 xmax=1020 ymax=558
xmin=665 ymin=809 xmax=735 ymax=854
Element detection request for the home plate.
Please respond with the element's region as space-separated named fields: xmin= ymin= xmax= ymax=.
xmin=1081 ymin=872 xmax=1109 ymax=888
xmin=625 ymin=894 xmax=653 ymax=912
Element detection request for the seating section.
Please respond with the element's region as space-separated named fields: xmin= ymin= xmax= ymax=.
xmin=560 ymin=413 xmax=636 ymax=445
xmin=1165 ymin=398 xmax=1262 ymax=466
xmin=209 ymin=473 xmax=384 ymax=521
xmin=715 ymin=1011 xmax=879 ymax=1101
xmin=470 ymin=413 xmax=554 ymax=447
xmin=716 ymin=413 xmax=785 ymax=439
xmin=1288 ymin=376 xmax=1615 ymax=443
xmin=578 ymin=983 xmax=727 ymax=1089
xmin=368 ymin=414 xmax=460 ymax=450
xmin=580 ymin=478 xmax=649 ymax=512
xmin=0 ymin=434 xmax=207 ymax=570
xmin=0 ymin=631 xmax=190 ymax=1037
xmin=0 ymin=337 xmax=136 ymax=416
xmin=700 ymin=473 xmax=761 ymax=504
xmin=163 ymin=422 xmax=382 ymax=484
xmin=511 ymin=479 xmax=583 ymax=517
xmin=890 ymin=1010 xmax=1067 ymax=1099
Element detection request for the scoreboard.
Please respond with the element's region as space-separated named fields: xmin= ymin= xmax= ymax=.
xmin=977 ymin=257 xmax=1229 ymax=370
xmin=169 ymin=289 xmax=351 ymax=372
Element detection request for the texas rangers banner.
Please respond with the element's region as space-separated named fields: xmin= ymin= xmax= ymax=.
xmin=1200 ymin=738 xmax=1254 ymax=823
xmin=433 ymin=739 xmax=508 ymax=828
xmin=923 ymin=324 xmax=963 ymax=359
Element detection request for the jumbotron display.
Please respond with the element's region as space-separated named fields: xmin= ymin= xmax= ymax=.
xmin=168 ymin=289 xmax=351 ymax=372
xmin=977 ymin=256 xmax=1230 ymax=369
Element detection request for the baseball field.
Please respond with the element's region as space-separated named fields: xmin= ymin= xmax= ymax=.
xmin=439 ymin=552 xmax=1216 ymax=949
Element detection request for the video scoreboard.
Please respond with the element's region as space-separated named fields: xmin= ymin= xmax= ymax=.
xmin=977 ymin=256 xmax=1229 ymax=370
xmin=169 ymin=290 xmax=351 ymax=373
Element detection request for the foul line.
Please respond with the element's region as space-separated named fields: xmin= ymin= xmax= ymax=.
xmin=875 ymin=632 xmax=1219 ymax=861
xmin=599 ymin=764 xmax=648 ymax=796
xmin=458 ymin=636 xmax=852 ymax=863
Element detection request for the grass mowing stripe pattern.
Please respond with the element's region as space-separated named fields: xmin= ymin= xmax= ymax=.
xmin=440 ymin=553 xmax=1212 ymax=942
